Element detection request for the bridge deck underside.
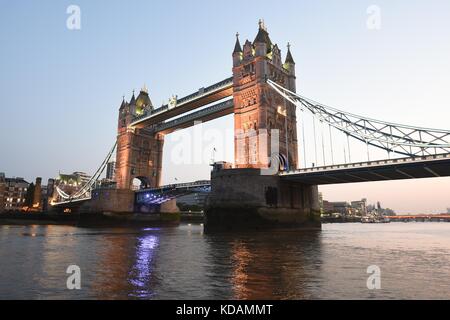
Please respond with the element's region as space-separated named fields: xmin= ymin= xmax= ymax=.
xmin=281 ymin=158 xmax=450 ymax=185
xmin=136 ymin=185 xmax=210 ymax=205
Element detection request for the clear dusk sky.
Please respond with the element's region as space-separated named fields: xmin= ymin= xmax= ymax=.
xmin=1 ymin=0 xmax=449 ymax=213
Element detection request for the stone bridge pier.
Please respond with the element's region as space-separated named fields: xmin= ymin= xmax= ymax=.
xmin=205 ymin=169 xmax=321 ymax=232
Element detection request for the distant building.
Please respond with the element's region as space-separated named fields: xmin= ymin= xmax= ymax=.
xmin=32 ymin=177 xmax=42 ymax=210
xmin=106 ymin=161 xmax=116 ymax=181
xmin=0 ymin=173 xmax=5 ymax=213
xmin=58 ymin=172 xmax=91 ymax=186
xmin=318 ymin=192 xmax=324 ymax=213
xmin=322 ymin=201 xmax=350 ymax=216
xmin=57 ymin=172 xmax=91 ymax=188
xmin=322 ymin=200 xmax=334 ymax=214
xmin=1 ymin=176 xmax=29 ymax=211
xmin=333 ymin=202 xmax=351 ymax=216
xmin=351 ymin=199 xmax=367 ymax=217
xmin=37 ymin=179 xmax=55 ymax=212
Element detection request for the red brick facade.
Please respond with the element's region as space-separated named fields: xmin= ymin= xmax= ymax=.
xmin=115 ymin=90 xmax=164 ymax=190
xmin=233 ymin=23 xmax=298 ymax=170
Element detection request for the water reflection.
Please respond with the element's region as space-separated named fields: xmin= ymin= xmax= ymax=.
xmin=206 ymin=230 xmax=323 ymax=299
xmin=88 ymin=229 xmax=136 ymax=299
xmin=129 ymin=233 xmax=160 ymax=298
xmin=1 ymin=223 xmax=450 ymax=299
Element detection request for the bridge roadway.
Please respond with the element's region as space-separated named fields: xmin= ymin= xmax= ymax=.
xmin=280 ymin=153 xmax=450 ymax=185
xmin=131 ymin=77 xmax=233 ymax=129
xmin=387 ymin=215 xmax=450 ymax=222
xmin=52 ymin=154 xmax=450 ymax=207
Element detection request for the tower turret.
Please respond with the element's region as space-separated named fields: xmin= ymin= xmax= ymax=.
xmin=271 ymin=44 xmax=282 ymax=67
xmin=284 ymin=43 xmax=296 ymax=92
xmin=233 ymin=33 xmax=243 ymax=67
xmin=136 ymin=85 xmax=153 ymax=115
xmin=118 ymin=96 xmax=129 ymax=130
xmin=129 ymin=90 xmax=136 ymax=106
xmin=253 ymin=19 xmax=272 ymax=57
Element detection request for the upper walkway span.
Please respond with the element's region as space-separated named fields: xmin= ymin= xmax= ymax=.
xmin=153 ymin=99 xmax=234 ymax=135
xmin=131 ymin=77 xmax=233 ymax=129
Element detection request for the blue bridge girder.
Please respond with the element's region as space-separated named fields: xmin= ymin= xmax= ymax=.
xmin=135 ymin=180 xmax=211 ymax=205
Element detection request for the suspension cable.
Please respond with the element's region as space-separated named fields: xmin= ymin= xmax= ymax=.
xmin=321 ymin=120 xmax=326 ymax=166
xmin=329 ymin=124 xmax=334 ymax=165
xmin=267 ymin=79 xmax=450 ymax=158
xmin=313 ymin=116 xmax=318 ymax=166
xmin=301 ymin=109 xmax=307 ymax=168
xmin=366 ymin=140 xmax=370 ymax=161
xmin=347 ymin=133 xmax=351 ymax=163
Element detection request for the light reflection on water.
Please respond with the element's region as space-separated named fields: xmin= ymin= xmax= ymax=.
xmin=129 ymin=234 xmax=159 ymax=298
xmin=0 ymin=223 xmax=449 ymax=300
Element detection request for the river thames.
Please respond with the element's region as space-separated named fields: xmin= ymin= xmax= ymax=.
xmin=0 ymin=223 xmax=449 ymax=300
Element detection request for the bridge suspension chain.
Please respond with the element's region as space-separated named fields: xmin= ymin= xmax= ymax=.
xmin=268 ymin=79 xmax=450 ymax=158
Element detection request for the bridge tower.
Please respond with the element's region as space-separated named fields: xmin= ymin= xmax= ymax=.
xmin=232 ymin=21 xmax=299 ymax=170
xmin=115 ymin=87 xmax=164 ymax=190
xmin=205 ymin=21 xmax=320 ymax=232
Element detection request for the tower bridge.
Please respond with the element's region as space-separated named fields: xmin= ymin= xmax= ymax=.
xmin=52 ymin=21 xmax=450 ymax=231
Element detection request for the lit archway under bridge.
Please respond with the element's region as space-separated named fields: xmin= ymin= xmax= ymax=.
xmin=133 ymin=180 xmax=211 ymax=213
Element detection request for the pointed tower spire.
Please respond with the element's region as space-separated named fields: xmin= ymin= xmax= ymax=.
xmin=258 ymin=19 xmax=266 ymax=31
xmin=254 ymin=19 xmax=272 ymax=57
xmin=129 ymin=90 xmax=136 ymax=105
xmin=285 ymin=42 xmax=295 ymax=64
xmin=119 ymin=95 xmax=126 ymax=110
xmin=233 ymin=32 xmax=242 ymax=53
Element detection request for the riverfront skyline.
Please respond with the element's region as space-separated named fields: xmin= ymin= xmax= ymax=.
xmin=1 ymin=1 xmax=450 ymax=213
